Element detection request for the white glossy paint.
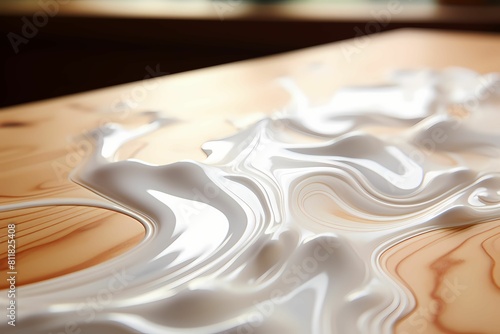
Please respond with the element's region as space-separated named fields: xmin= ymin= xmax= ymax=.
xmin=2 ymin=68 xmax=500 ymax=334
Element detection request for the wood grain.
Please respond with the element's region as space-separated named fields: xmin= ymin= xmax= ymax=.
xmin=0 ymin=105 xmax=153 ymax=285
xmin=0 ymin=206 xmax=144 ymax=288
xmin=382 ymin=220 xmax=500 ymax=333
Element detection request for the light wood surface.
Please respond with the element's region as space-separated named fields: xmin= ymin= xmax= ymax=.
xmin=383 ymin=220 xmax=500 ymax=333
xmin=1 ymin=29 xmax=499 ymax=331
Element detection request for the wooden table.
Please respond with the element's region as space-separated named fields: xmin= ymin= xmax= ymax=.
xmin=0 ymin=28 xmax=499 ymax=330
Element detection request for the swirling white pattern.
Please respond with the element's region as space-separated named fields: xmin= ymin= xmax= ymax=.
xmin=3 ymin=68 xmax=500 ymax=334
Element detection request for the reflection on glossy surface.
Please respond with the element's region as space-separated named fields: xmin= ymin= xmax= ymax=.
xmin=1 ymin=68 xmax=500 ymax=333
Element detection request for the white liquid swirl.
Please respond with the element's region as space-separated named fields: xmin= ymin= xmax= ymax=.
xmin=3 ymin=68 xmax=500 ymax=334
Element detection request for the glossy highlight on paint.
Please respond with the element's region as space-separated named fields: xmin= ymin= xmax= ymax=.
xmin=1 ymin=68 xmax=500 ymax=333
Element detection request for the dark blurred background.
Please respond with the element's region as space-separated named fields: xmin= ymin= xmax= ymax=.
xmin=1 ymin=0 xmax=500 ymax=108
